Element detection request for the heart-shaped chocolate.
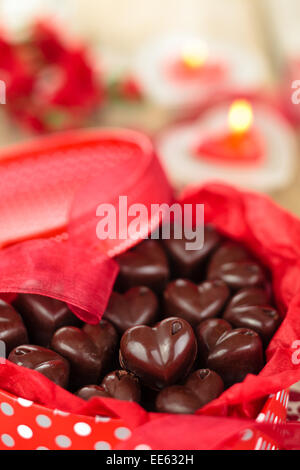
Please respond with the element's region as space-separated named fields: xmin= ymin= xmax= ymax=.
xmin=8 ymin=344 xmax=69 ymax=388
xmin=207 ymin=242 xmax=266 ymax=290
xmin=162 ymin=225 xmax=221 ymax=279
xmin=14 ymin=294 xmax=81 ymax=347
xmin=225 ymin=287 xmax=270 ymax=312
xmin=0 ymin=300 xmax=28 ymax=355
xmin=196 ymin=319 xmax=264 ymax=386
xmin=76 ymin=385 xmax=109 ymax=400
xmin=76 ymin=370 xmax=141 ymax=403
xmin=155 ymin=386 xmax=200 ymax=414
xmin=196 ymin=318 xmax=232 ymax=363
xmin=51 ymin=320 xmax=118 ymax=389
xmin=164 ymin=279 xmax=230 ymax=327
xmin=103 ymin=287 xmax=159 ymax=333
xmin=51 ymin=327 xmax=101 ymax=389
xmin=223 ymin=305 xmax=280 ymax=346
xmin=101 ymin=370 xmax=141 ymax=402
xmin=82 ymin=319 xmax=118 ymax=372
xmin=120 ymin=317 xmax=197 ymax=390
xmin=208 ymin=242 xmax=252 ymax=273
xmin=208 ymin=261 xmax=265 ymax=290
xmin=116 ymin=240 xmax=170 ymax=293
xmin=155 ymin=369 xmax=224 ymax=414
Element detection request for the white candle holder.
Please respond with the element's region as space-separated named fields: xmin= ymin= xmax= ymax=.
xmin=133 ymin=34 xmax=267 ymax=109
xmin=156 ymin=98 xmax=297 ymax=192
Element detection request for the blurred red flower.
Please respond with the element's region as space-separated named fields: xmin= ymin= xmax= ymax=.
xmin=0 ymin=21 xmax=103 ymax=133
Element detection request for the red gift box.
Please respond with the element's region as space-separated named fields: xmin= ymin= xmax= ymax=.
xmin=0 ymin=129 xmax=299 ymax=450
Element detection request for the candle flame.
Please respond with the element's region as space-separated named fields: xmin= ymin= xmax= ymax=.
xmin=228 ymin=99 xmax=253 ymax=134
xmin=181 ymin=42 xmax=208 ymax=69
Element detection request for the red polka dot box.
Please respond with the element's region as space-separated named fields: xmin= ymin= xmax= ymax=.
xmin=0 ymin=388 xmax=290 ymax=450
xmin=0 ymin=129 xmax=299 ymax=450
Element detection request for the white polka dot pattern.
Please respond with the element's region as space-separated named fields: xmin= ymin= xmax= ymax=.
xmin=1 ymin=402 xmax=14 ymax=416
xmin=36 ymin=415 xmax=52 ymax=428
xmin=17 ymin=425 xmax=33 ymax=439
xmin=55 ymin=435 xmax=71 ymax=449
xmin=94 ymin=441 xmax=111 ymax=450
xmin=95 ymin=415 xmax=111 ymax=423
xmin=73 ymin=422 xmax=91 ymax=437
xmin=114 ymin=427 xmax=132 ymax=441
xmin=1 ymin=434 xmax=15 ymax=448
xmin=17 ymin=398 xmax=33 ymax=408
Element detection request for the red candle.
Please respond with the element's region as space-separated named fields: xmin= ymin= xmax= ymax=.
xmin=167 ymin=41 xmax=226 ymax=83
xmin=193 ymin=100 xmax=264 ymax=165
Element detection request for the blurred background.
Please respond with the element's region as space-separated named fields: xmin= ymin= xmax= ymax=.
xmin=0 ymin=0 xmax=300 ymax=213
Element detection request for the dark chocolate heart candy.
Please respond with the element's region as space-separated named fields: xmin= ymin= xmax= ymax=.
xmin=116 ymin=240 xmax=170 ymax=292
xmin=226 ymin=287 xmax=270 ymax=312
xmin=185 ymin=369 xmax=224 ymax=405
xmin=223 ymin=305 xmax=280 ymax=346
xmin=76 ymin=385 xmax=109 ymax=400
xmin=0 ymin=300 xmax=28 ymax=355
xmin=162 ymin=225 xmax=221 ymax=278
xmin=103 ymin=287 xmax=159 ymax=333
xmin=8 ymin=344 xmax=69 ymax=388
xmin=196 ymin=318 xmax=232 ymax=363
xmin=120 ymin=317 xmax=197 ymax=390
xmin=101 ymin=370 xmax=141 ymax=402
xmin=206 ymin=328 xmax=264 ymax=387
xmin=164 ymin=279 xmax=230 ymax=327
xmin=51 ymin=326 xmax=103 ymax=389
xmin=208 ymin=261 xmax=265 ymax=290
xmin=76 ymin=370 xmax=141 ymax=403
xmin=208 ymin=242 xmax=252 ymax=273
xmin=82 ymin=319 xmax=118 ymax=372
xmin=155 ymin=386 xmax=201 ymax=414
xmin=14 ymin=294 xmax=81 ymax=347
xmin=155 ymin=369 xmax=224 ymax=414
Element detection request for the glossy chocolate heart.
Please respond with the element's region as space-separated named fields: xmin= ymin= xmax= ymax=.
xmin=0 ymin=300 xmax=28 ymax=355
xmin=164 ymin=279 xmax=230 ymax=327
xmin=162 ymin=225 xmax=221 ymax=279
xmin=76 ymin=385 xmax=109 ymax=400
xmin=8 ymin=344 xmax=69 ymax=388
xmin=51 ymin=327 xmax=101 ymax=389
xmin=120 ymin=317 xmax=197 ymax=390
xmin=14 ymin=294 xmax=81 ymax=347
xmin=204 ymin=326 xmax=264 ymax=387
xmin=207 ymin=242 xmax=266 ymax=290
xmin=225 ymin=288 xmax=270 ymax=312
xmin=51 ymin=321 xmax=118 ymax=389
xmin=82 ymin=319 xmax=118 ymax=372
xmin=103 ymin=287 xmax=159 ymax=333
xmin=101 ymin=370 xmax=141 ymax=402
xmin=208 ymin=242 xmax=252 ymax=273
xmin=116 ymin=240 xmax=170 ymax=292
xmin=196 ymin=318 xmax=232 ymax=363
xmin=208 ymin=261 xmax=265 ymax=290
xmin=155 ymin=369 xmax=224 ymax=414
xmin=155 ymin=386 xmax=200 ymax=414
xmin=76 ymin=370 xmax=141 ymax=403
xmin=223 ymin=305 xmax=280 ymax=346
xmin=185 ymin=369 xmax=224 ymax=404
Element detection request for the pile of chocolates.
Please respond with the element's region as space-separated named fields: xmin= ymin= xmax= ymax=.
xmin=0 ymin=225 xmax=281 ymax=414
